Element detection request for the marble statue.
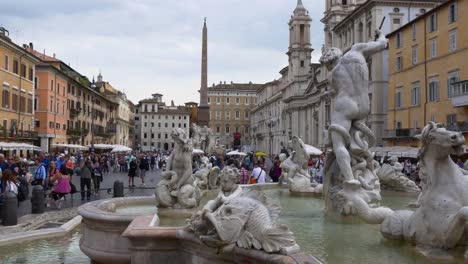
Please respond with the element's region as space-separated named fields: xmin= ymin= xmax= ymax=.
xmin=155 ymin=128 xmax=200 ymax=209
xmin=278 ymin=136 xmax=322 ymax=194
xmin=206 ymin=128 xmax=216 ymax=155
xmin=188 ymin=166 xmax=299 ymax=254
xmin=191 ymin=124 xmax=202 ymax=150
xmin=193 ymin=156 xmax=221 ymax=192
xmin=321 ymin=30 xmax=387 ymax=215
xmin=340 ymin=122 xmax=468 ymax=255
xmin=376 ymin=156 xmax=420 ymax=192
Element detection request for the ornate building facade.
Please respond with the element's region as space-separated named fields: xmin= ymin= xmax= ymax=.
xmin=208 ymin=82 xmax=262 ymax=149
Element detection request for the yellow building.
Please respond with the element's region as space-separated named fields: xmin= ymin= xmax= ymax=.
xmin=207 ymin=82 xmax=262 ymax=149
xmin=0 ymin=28 xmax=41 ymax=148
xmin=386 ymin=0 xmax=468 ymax=147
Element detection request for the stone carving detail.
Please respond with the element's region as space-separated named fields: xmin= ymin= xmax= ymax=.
xmin=279 ymin=136 xmax=322 ymax=194
xmin=155 ymin=128 xmax=200 ymax=209
xmin=321 ymin=30 xmax=388 ymax=216
xmin=376 ymin=156 xmax=420 ymax=192
xmin=193 ymin=156 xmax=221 ymax=193
xmin=191 ymin=124 xmax=216 ymax=154
xmin=340 ymin=122 xmax=468 ymax=253
xmin=188 ymin=166 xmax=299 ymax=254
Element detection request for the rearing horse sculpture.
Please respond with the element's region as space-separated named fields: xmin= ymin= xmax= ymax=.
xmin=341 ymin=122 xmax=468 ymax=252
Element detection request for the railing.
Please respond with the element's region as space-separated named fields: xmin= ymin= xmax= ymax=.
xmin=383 ymin=128 xmax=421 ymax=139
xmin=447 ymin=122 xmax=468 ymax=133
xmin=67 ymin=128 xmax=88 ymax=137
xmin=450 ymin=80 xmax=468 ymax=107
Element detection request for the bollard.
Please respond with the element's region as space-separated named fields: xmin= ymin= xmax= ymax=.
xmin=113 ymin=181 xmax=124 ymax=198
xmin=31 ymin=185 xmax=45 ymax=214
xmin=2 ymin=192 xmax=18 ymax=226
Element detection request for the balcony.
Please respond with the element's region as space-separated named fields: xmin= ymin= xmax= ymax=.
xmin=69 ymin=108 xmax=80 ymax=118
xmin=0 ymin=129 xmax=38 ymax=140
xmin=450 ymin=81 xmax=468 ymax=107
xmin=67 ymin=128 xmax=88 ymax=138
xmin=447 ymin=122 xmax=468 ymax=133
xmin=383 ymin=128 xmax=421 ymax=139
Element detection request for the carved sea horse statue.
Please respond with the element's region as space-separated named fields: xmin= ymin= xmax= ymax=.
xmin=155 ymin=128 xmax=200 ymax=209
xmin=341 ymin=122 xmax=468 ymax=256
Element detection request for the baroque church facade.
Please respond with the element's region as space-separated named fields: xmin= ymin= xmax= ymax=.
xmin=251 ymin=0 xmax=444 ymax=154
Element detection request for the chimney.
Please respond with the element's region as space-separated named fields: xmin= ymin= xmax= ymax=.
xmin=53 ymin=53 xmax=56 ymax=58
xmin=29 ymin=42 xmax=33 ymax=50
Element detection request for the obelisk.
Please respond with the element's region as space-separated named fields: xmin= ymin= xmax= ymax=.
xmin=198 ymin=18 xmax=210 ymax=126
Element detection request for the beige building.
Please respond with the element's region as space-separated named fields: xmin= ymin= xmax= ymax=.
xmin=0 ymin=28 xmax=41 ymax=150
xmin=208 ymin=82 xmax=262 ymax=149
xmin=96 ymin=73 xmax=134 ymax=147
xmin=386 ymin=0 xmax=468 ymax=147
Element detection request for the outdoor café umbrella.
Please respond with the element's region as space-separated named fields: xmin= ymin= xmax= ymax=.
xmin=226 ymin=150 xmax=247 ymax=156
xmin=255 ymin=152 xmax=268 ymax=157
xmin=111 ymin=145 xmax=132 ymax=153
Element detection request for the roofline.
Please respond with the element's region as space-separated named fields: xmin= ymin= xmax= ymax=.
xmin=386 ymin=0 xmax=453 ymax=38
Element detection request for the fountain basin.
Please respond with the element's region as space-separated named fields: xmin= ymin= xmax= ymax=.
xmin=78 ymin=196 xmax=157 ymax=264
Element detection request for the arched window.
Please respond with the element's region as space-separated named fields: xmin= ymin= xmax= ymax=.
xmin=342 ymin=0 xmax=347 ymax=5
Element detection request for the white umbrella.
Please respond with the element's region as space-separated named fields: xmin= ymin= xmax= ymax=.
xmin=226 ymin=150 xmax=247 ymax=156
xmin=304 ymin=144 xmax=323 ymax=155
xmin=111 ymin=145 xmax=132 ymax=153
xmin=192 ymin=149 xmax=204 ymax=155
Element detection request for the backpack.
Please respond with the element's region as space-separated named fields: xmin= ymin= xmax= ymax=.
xmin=17 ymin=177 xmax=29 ymax=202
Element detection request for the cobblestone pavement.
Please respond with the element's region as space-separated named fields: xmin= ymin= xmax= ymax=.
xmin=15 ymin=168 xmax=163 ymax=218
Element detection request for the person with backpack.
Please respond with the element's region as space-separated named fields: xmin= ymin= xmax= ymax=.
xmin=32 ymin=158 xmax=47 ymax=187
xmin=250 ymin=163 xmax=266 ymax=184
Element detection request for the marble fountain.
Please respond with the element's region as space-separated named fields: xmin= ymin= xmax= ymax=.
xmin=75 ymin=34 xmax=468 ymax=264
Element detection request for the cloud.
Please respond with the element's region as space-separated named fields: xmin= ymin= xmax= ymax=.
xmin=1 ymin=0 xmax=325 ymax=105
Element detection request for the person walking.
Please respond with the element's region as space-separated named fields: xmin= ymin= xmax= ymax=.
xmin=92 ymin=157 xmax=103 ymax=195
xmin=80 ymin=155 xmax=93 ymax=201
xmin=128 ymin=158 xmax=138 ymax=188
xmin=139 ymin=155 xmax=149 ymax=186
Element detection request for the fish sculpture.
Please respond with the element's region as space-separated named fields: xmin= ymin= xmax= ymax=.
xmin=192 ymin=190 xmax=299 ymax=253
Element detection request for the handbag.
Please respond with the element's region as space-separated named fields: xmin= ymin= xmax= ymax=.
xmin=249 ymin=176 xmax=257 ymax=184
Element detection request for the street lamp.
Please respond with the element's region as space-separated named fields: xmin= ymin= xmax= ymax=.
xmin=90 ymin=82 xmax=96 ymax=154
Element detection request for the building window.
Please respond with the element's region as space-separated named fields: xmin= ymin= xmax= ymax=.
xmin=449 ymin=3 xmax=457 ymax=23
xmin=412 ymin=46 xmax=418 ymax=65
xmin=1 ymin=90 xmax=10 ymax=110
xmin=411 ymin=84 xmax=420 ymax=106
xmin=396 ymin=32 xmax=402 ymax=49
xmin=300 ymin=60 xmax=305 ymax=67
xmin=216 ymin=111 xmax=220 ymax=120
xmin=447 ymin=71 xmax=459 ymax=98
xmin=34 ymin=97 xmax=38 ymax=111
xmin=225 ymin=111 xmax=230 ymax=120
xmin=235 ymin=110 xmax=240 ymax=119
xmin=395 ymin=89 xmax=402 ymax=109
xmin=412 ymin=23 xmax=417 ymax=41
xmin=429 ymin=14 xmax=437 ymax=32
xmin=245 ymin=97 xmax=249 ymax=105
xmin=430 ymin=39 xmax=437 ymax=58
xmin=393 ymin=18 xmax=400 ymax=25
xmin=225 ymin=125 xmax=230 ymax=134
xmin=226 ymin=97 xmax=230 ymax=104
xmin=245 ymin=110 xmax=249 ymax=119
xmin=449 ymin=30 xmax=457 ymax=52
xmin=235 ymin=97 xmax=240 ymax=104
xmin=12 ymin=94 xmax=18 ymax=111
xmin=428 ymin=78 xmax=439 ymax=102
xmin=144 ymin=133 xmax=147 ymax=139
xmin=216 ymin=97 xmax=220 ymax=104
xmin=13 ymin=60 xmax=18 ymax=74
xmin=447 ymin=114 xmax=457 ymax=125
xmin=4 ymin=55 xmax=9 ymax=70
xmin=396 ymin=56 xmax=403 ymax=71
xmin=20 ymin=64 xmax=26 ymax=78
xmin=28 ymin=67 xmax=33 ymax=81
xmin=216 ymin=125 xmax=220 ymax=133
xmin=207 ymin=97 xmax=211 ymax=104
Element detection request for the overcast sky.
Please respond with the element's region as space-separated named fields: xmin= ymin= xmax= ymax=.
xmin=1 ymin=0 xmax=325 ymax=105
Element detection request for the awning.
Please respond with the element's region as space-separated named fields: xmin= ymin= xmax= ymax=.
xmin=0 ymin=142 xmax=42 ymax=151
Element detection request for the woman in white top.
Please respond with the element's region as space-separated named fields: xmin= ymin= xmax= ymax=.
xmin=1 ymin=169 xmax=18 ymax=195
